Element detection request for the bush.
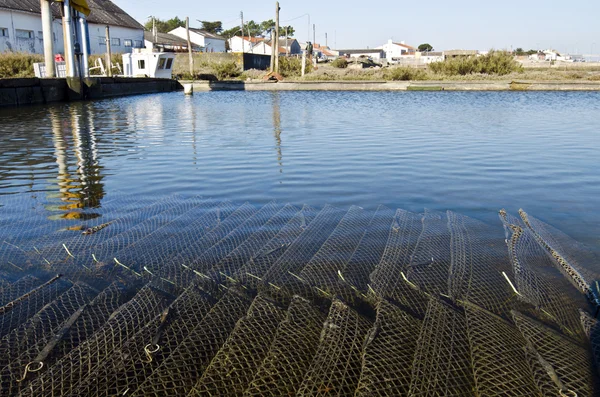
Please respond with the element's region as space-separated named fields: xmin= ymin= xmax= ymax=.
xmin=331 ymin=58 xmax=348 ymax=69
xmin=210 ymin=61 xmax=241 ymax=80
xmin=384 ymin=66 xmax=428 ymax=81
xmin=0 ymin=52 xmax=44 ymax=78
xmin=428 ymin=50 xmax=523 ymax=76
xmin=279 ymin=56 xmax=313 ymax=77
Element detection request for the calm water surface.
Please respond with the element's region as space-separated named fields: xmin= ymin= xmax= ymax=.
xmin=0 ymin=91 xmax=599 ymax=250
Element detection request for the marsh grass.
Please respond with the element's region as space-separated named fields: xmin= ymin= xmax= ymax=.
xmin=0 ymin=52 xmax=43 ymax=78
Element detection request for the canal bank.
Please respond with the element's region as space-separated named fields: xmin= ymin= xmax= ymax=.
xmin=189 ymin=80 xmax=600 ymax=92
xmin=0 ymin=77 xmax=181 ymax=107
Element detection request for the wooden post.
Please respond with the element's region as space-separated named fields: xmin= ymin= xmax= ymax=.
xmin=240 ymin=11 xmax=244 ymax=53
xmin=301 ymin=50 xmax=306 ymax=76
xmin=274 ymin=1 xmax=280 ymax=73
xmin=285 ymin=27 xmax=289 ymax=56
xmin=269 ymin=30 xmax=275 ymax=72
xmin=105 ymin=25 xmax=112 ymax=77
xmin=186 ymin=17 xmax=193 ymax=77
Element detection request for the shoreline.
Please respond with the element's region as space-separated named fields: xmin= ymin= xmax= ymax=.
xmin=187 ymin=80 xmax=600 ymax=92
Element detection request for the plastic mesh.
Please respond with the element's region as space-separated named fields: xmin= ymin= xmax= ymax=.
xmin=0 ymin=275 xmax=42 ymax=306
xmin=133 ymin=201 xmax=236 ymax=274
xmin=406 ymin=210 xmax=453 ymax=296
xmin=297 ymin=205 xmax=372 ymax=297
xmin=235 ymin=205 xmax=317 ymax=290
xmin=447 ymin=211 xmax=514 ymax=317
xmin=296 ymin=299 xmax=372 ymax=396
xmin=208 ymin=204 xmax=299 ymax=282
xmin=506 ymin=224 xmax=585 ymax=338
xmin=339 ymin=205 xmax=395 ymax=299
xmin=512 ymin=310 xmax=596 ymax=397
xmin=355 ymin=299 xmax=423 ymax=397
xmin=19 ymin=284 xmax=172 ymax=397
xmin=0 ymin=275 xmax=72 ymax=339
xmin=155 ymin=202 xmax=258 ymax=285
xmin=262 ymin=205 xmax=345 ymax=293
xmin=408 ymin=299 xmax=475 ymax=397
xmin=464 ymin=303 xmax=540 ymax=396
xmin=175 ymin=202 xmax=283 ymax=288
xmin=580 ymin=310 xmax=600 ymax=375
xmin=190 ymin=295 xmax=286 ymax=396
xmin=129 ymin=290 xmax=252 ymax=397
xmin=70 ymin=285 xmax=215 ymax=397
xmin=244 ymin=295 xmax=327 ymax=397
xmin=369 ymin=209 xmax=422 ymax=300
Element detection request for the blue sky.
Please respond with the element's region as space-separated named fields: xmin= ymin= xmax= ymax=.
xmin=117 ymin=0 xmax=600 ymax=54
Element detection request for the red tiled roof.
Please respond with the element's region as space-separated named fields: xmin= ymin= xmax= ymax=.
xmin=393 ymin=42 xmax=416 ymax=50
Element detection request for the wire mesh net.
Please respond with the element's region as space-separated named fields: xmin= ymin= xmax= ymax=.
xmin=69 ymin=285 xmax=215 ymax=397
xmin=512 ymin=310 xmax=596 ymax=397
xmin=190 ymin=294 xmax=286 ymax=396
xmin=296 ymin=299 xmax=373 ymax=396
xmin=19 ymin=284 xmax=173 ymax=397
xmin=244 ymin=295 xmax=327 ymax=397
xmin=464 ymin=303 xmax=541 ymax=396
xmin=408 ymin=299 xmax=475 ymax=397
xmin=1 ymin=195 xmax=599 ymax=396
xmin=355 ymin=299 xmax=423 ymax=397
xmin=129 ymin=289 xmax=252 ymax=397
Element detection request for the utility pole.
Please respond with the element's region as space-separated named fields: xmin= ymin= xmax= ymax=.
xmin=313 ymin=24 xmax=315 ymax=45
xmin=275 ymin=1 xmax=280 ymax=73
xmin=325 ymin=32 xmax=328 ymax=48
xmin=40 ymin=0 xmax=55 ymax=77
xmin=186 ymin=17 xmax=193 ymax=76
xmin=105 ymin=25 xmax=112 ymax=77
xmin=152 ymin=17 xmax=157 ymax=43
xmin=285 ymin=27 xmax=289 ymax=56
xmin=240 ymin=11 xmax=244 ymax=52
xmin=269 ymin=29 xmax=275 ymax=72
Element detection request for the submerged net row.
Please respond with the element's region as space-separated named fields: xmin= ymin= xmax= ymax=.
xmin=0 ymin=195 xmax=598 ymax=396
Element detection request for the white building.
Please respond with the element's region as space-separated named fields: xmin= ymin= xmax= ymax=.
xmin=337 ymin=49 xmax=385 ymax=61
xmin=0 ymin=0 xmax=144 ymax=55
xmin=377 ymin=39 xmax=416 ymax=60
xmin=228 ymin=36 xmax=265 ymax=53
xmin=169 ymin=27 xmax=226 ymax=53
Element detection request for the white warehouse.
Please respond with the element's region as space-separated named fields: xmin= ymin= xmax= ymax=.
xmin=0 ymin=0 xmax=144 ymax=55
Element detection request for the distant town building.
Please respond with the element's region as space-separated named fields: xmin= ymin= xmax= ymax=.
xmin=377 ymin=39 xmax=416 ymax=60
xmin=337 ymin=49 xmax=385 ymax=61
xmin=169 ymin=27 xmax=226 ymax=53
xmin=443 ymin=50 xmax=479 ymax=59
xmin=144 ymin=31 xmax=202 ymax=52
xmin=0 ymin=0 xmax=144 ymax=55
xmin=228 ymin=36 xmax=265 ymax=52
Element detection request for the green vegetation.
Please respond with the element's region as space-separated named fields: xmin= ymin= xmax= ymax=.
xmin=200 ymin=21 xmax=223 ymax=34
xmin=418 ymin=43 xmax=434 ymax=52
xmin=211 ymin=62 xmax=241 ymax=80
xmin=0 ymin=52 xmax=43 ymax=78
xmin=428 ymin=50 xmax=523 ymax=76
xmin=278 ymin=56 xmax=312 ymax=77
xmin=331 ymin=58 xmax=348 ymax=68
xmin=144 ymin=17 xmax=185 ymax=33
xmin=384 ymin=66 xmax=428 ymax=81
xmin=515 ymin=48 xmax=539 ymax=56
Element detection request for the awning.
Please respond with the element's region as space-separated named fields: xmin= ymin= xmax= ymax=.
xmin=55 ymin=0 xmax=91 ymax=16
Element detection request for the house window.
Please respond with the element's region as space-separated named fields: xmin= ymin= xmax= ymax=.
xmin=166 ymin=58 xmax=173 ymax=69
xmin=124 ymin=39 xmax=132 ymax=47
xmin=137 ymin=60 xmax=145 ymax=69
xmin=16 ymin=29 xmax=34 ymax=39
xmin=134 ymin=40 xmax=143 ymax=48
xmin=0 ymin=28 xmax=8 ymax=37
xmin=158 ymin=58 xmax=166 ymax=70
xmin=99 ymin=36 xmax=106 ymax=45
xmin=112 ymin=38 xmax=120 ymax=46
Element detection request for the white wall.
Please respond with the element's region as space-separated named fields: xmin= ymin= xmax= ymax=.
xmin=87 ymin=24 xmax=143 ymax=55
xmin=170 ymin=27 xmax=226 ymax=53
xmin=0 ymin=10 xmax=64 ymax=54
xmin=0 ymin=9 xmax=142 ymax=56
xmin=378 ymin=39 xmax=412 ymax=60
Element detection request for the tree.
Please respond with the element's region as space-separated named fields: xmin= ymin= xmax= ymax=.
xmin=260 ymin=19 xmax=276 ymax=35
xmin=281 ymin=25 xmax=295 ymax=37
xmin=201 ymin=21 xmax=223 ymax=34
xmin=144 ymin=16 xmax=185 ymax=33
xmin=418 ymin=43 xmax=433 ymax=52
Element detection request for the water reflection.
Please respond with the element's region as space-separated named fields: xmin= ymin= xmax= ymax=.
xmin=272 ymin=92 xmax=283 ymax=174
xmin=48 ymin=104 xmax=105 ymax=218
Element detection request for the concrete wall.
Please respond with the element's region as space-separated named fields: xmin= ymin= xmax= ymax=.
xmin=0 ymin=77 xmax=181 ymax=107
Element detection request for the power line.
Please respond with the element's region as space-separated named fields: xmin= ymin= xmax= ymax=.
xmin=281 ymin=13 xmax=309 ymax=23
